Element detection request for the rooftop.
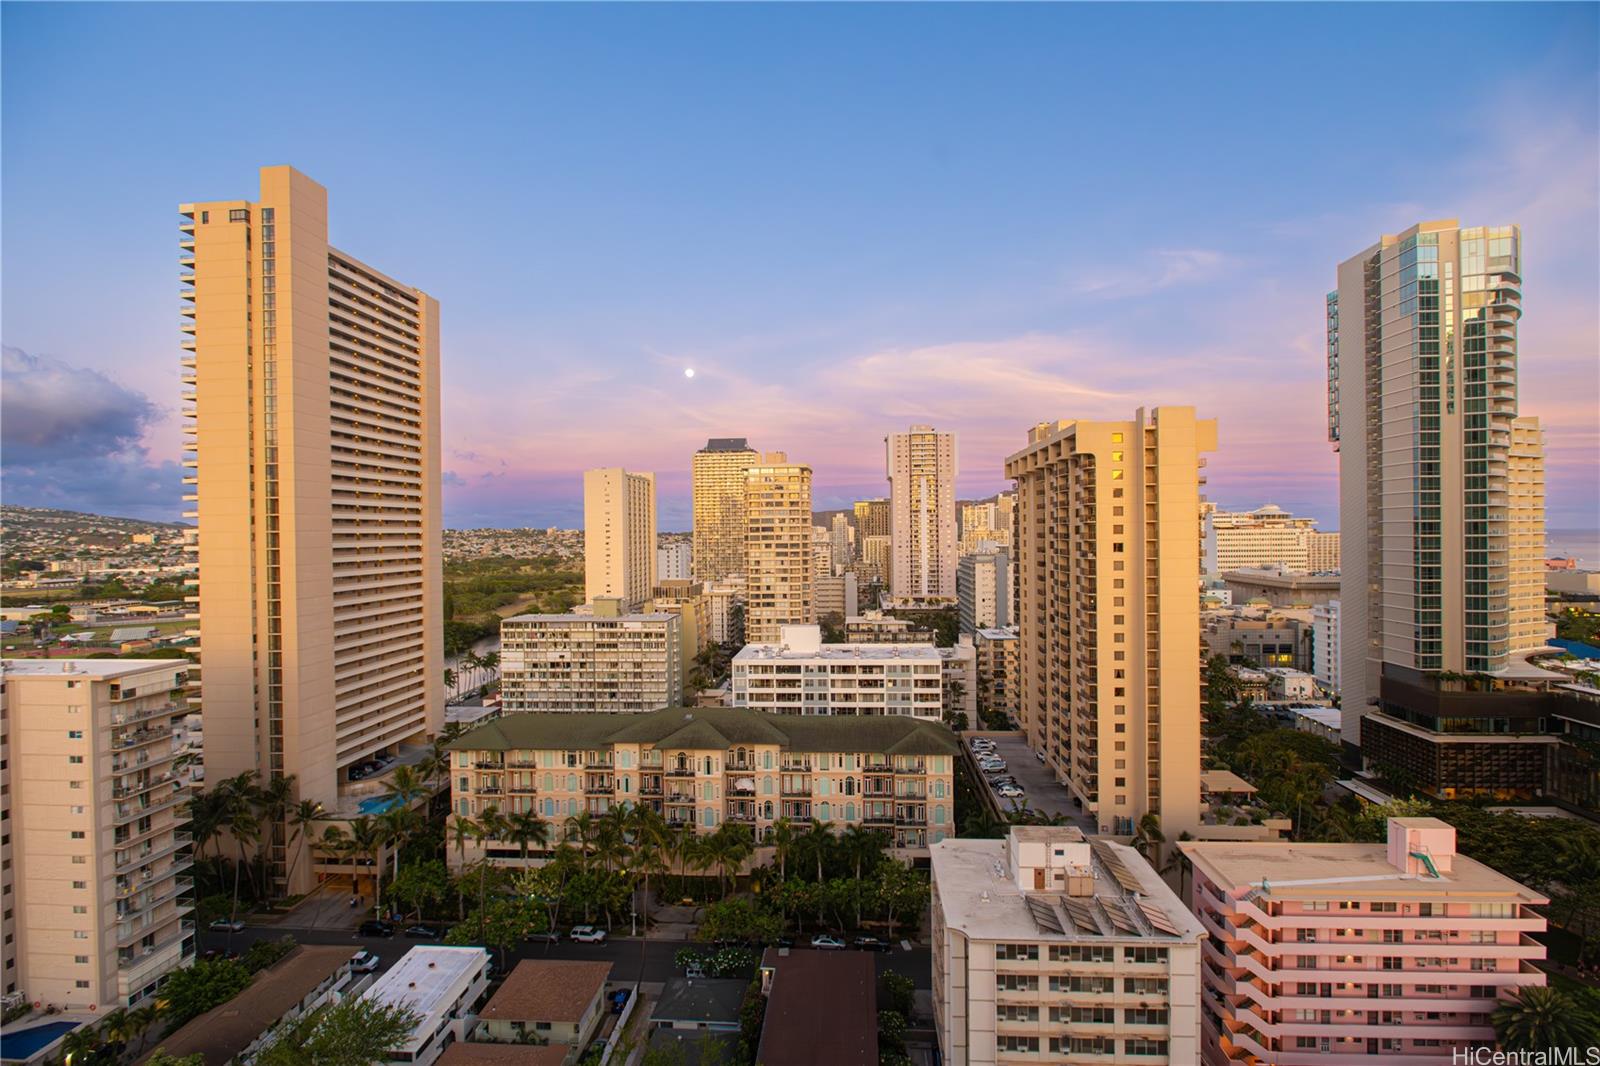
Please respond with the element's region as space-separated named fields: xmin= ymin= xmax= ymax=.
xmin=734 ymin=642 xmax=940 ymax=663
xmin=649 ymin=978 xmax=746 ymax=1025
xmin=1200 ymin=769 xmax=1258 ymax=795
xmin=436 ymin=1044 xmax=570 ymax=1066
xmin=479 ymin=960 xmax=611 ymax=1023
xmin=135 ymin=945 xmax=353 ymax=1066
xmin=0 ymin=658 xmax=183 ymax=681
xmin=448 ymin=706 xmax=960 ymax=758
xmin=362 ymin=946 xmax=488 ymax=1048
xmin=930 ymin=829 xmax=1202 ymax=943
xmin=756 ymin=950 xmax=877 ymax=1066
xmin=503 ymin=611 xmax=675 ymax=624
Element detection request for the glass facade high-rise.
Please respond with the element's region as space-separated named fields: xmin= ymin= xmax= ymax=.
xmin=1328 ymin=220 xmax=1544 ymax=747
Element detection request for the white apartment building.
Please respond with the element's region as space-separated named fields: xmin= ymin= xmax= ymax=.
xmin=958 ymin=549 xmax=1011 ymax=634
xmin=0 ymin=660 xmax=196 ymax=1010
xmin=1203 ymin=505 xmax=1319 ymax=575
xmin=959 ymin=496 xmax=1014 ymax=555
xmin=707 ymin=579 xmax=745 ymax=645
xmin=975 ymin=627 xmax=1020 ymax=723
xmin=1312 ymin=599 xmax=1341 ymax=697
xmin=362 ymin=945 xmax=491 ymax=1066
xmin=732 ymin=625 xmax=943 ymax=719
xmin=1305 ymin=530 xmax=1341 ymax=573
xmin=930 ymin=826 xmax=1203 ymax=1066
xmin=887 ymin=425 xmax=958 ymax=600
xmin=500 ymin=599 xmax=683 ymax=713
xmin=584 ymin=467 xmax=657 ymax=610
xmin=657 ymin=541 xmax=692 ymax=582
xmin=940 ymin=638 xmax=979 ymax=723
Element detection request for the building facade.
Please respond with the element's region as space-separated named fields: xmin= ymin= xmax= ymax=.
xmin=958 ymin=550 xmax=1011 ymax=634
xmin=930 ymin=826 xmax=1203 ymax=1066
xmin=499 ymin=601 xmax=683 ymax=713
xmin=657 ymin=541 xmax=692 ymax=582
xmin=975 ymin=627 xmax=1020 ymax=724
xmin=815 ymin=572 xmax=859 ymax=622
xmin=584 ymin=467 xmax=657 ymax=610
xmin=940 ymin=639 xmax=979 ymax=725
xmin=185 ymin=166 xmax=443 ymax=892
xmin=0 ymin=660 xmax=196 ymax=1010
xmin=744 ymin=454 xmax=814 ymax=643
xmin=692 ymin=438 xmax=759 ymax=583
xmin=1328 ymin=220 xmax=1545 ymax=746
xmin=886 ymin=426 xmax=958 ymax=601
xmin=732 ymin=625 xmax=943 ymax=719
xmin=1312 ymin=600 xmax=1341 ymax=696
xmin=853 ymin=498 xmax=890 ymax=540
xmin=959 ymin=497 xmax=1014 ymax=555
xmin=1006 ymin=408 xmax=1214 ymax=836
xmin=446 ymin=706 xmax=959 ymax=864
xmin=1203 ymin=505 xmax=1319 ymax=575
xmin=1222 ymin=566 xmax=1341 ymax=609
xmin=1305 ymin=531 xmax=1341 ymax=573
xmin=1182 ymin=818 xmax=1548 ymax=1065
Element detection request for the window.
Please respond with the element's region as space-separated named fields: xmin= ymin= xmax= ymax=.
xmin=68 ymin=756 xmax=84 ymax=764
xmin=1126 ymin=1039 xmax=1169 ymax=1057
xmin=67 ymin=730 xmax=83 ymax=739
xmin=229 ymin=208 xmax=249 ymax=222
xmin=73 ymin=905 xmax=87 ymax=914
xmin=1125 ymin=946 xmax=1168 ymax=964
xmin=75 ymin=955 xmax=89 ymax=964
xmin=76 ymin=980 xmax=91 ymax=989
xmin=72 ymin=881 xmax=86 ymax=890
xmin=996 ymin=944 xmax=1039 ymax=961
xmin=997 ymin=1037 xmax=1039 ymax=1054
xmin=74 ymin=930 xmax=88 ymax=939
xmin=70 ymin=831 xmax=85 ymax=840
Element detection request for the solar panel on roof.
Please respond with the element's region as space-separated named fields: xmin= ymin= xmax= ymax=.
xmin=1061 ymin=898 xmax=1099 ymax=933
xmin=1101 ymin=901 xmax=1140 ymax=935
xmin=1091 ymin=841 xmax=1146 ymax=894
xmin=1026 ymin=896 xmax=1065 ymax=935
xmin=1139 ymin=901 xmax=1180 ymax=936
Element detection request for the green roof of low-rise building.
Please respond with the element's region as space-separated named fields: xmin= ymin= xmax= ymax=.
xmin=446 ymin=705 xmax=958 ymax=756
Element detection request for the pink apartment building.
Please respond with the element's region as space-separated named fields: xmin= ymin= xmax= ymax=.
xmin=1181 ymin=818 xmax=1547 ymax=1065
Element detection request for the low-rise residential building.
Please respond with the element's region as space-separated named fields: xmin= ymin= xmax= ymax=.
xmin=0 ymin=659 xmax=196 ymax=1010
xmin=446 ymin=706 xmax=959 ymax=865
xmin=957 ymin=549 xmax=1010 ymax=635
xmin=844 ymin=611 xmax=933 ymax=644
xmin=1312 ymin=600 xmax=1340 ymax=697
xmin=470 ymin=959 xmax=612 ymax=1056
xmin=1181 ymin=818 xmax=1549 ymax=1066
xmin=650 ymin=977 xmax=746 ymax=1032
xmin=499 ymin=600 xmax=683 ymax=714
xmin=733 ymin=625 xmax=943 ymax=719
xmin=1288 ymin=705 xmax=1343 ymax=745
xmin=974 ymin=627 xmax=1019 ymax=724
xmin=1263 ymin=668 xmax=1318 ymax=701
xmin=930 ymin=826 xmax=1203 ymax=1066
xmin=362 ymin=946 xmax=492 ymax=1066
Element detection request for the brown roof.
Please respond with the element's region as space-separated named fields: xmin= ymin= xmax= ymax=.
xmin=137 ymin=945 xmax=354 ymax=1066
xmin=756 ymin=949 xmax=877 ymax=1066
xmin=478 ymin=959 xmax=612 ymax=1023
xmin=436 ymin=1045 xmax=571 ymax=1066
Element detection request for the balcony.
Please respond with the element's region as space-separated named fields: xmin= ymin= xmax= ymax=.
xmin=666 ymin=768 xmax=696 ymax=778
xmin=473 ymin=759 xmax=504 ymax=770
xmin=119 ymin=920 xmax=195 ymax=974
xmin=113 ymin=724 xmax=175 ymax=750
xmin=114 ymin=785 xmax=188 ymax=825
xmin=111 ymin=702 xmax=185 ymax=728
xmin=116 ymin=831 xmax=192 ymax=873
xmin=665 ymin=793 xmax=695 ymax=805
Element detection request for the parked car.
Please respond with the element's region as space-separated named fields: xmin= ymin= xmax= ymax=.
xmin=358 ymin=920 xmax=396 ymax=938
xmin=208 ymin=918 xmax=245 ymax=932
xmin=1035 ymin=750 xmax=1047 ymax=763
xmin=570 ymin=925 xmax=608 ymax=943
xmin=997 ymin=786 xmax=1026 ymax=799
xmin=404 ymin=924 xmax=443 ymax=939
xmin=852 ymin=936 xmax=891 ymax=952
xmin=526 ymin=930 xmax=561 ymax=944
xmin=350 ymin=950 xmax=380 ymax=973
xmin=809 ymin=934 xmax=846 ymax=950
xmin=981 ymin=762 xmax=1008 ymax=774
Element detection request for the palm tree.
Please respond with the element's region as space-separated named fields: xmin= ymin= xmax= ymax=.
xmin=320 ymin=826 xmax=358 ymax=893
xmin=224 ymin=800 xmax=260 ymax=932
xmin=124 ymin=1003 xmax=164 ymax=1058
xmin=626 ymin=803 xmax=670 ymax=947
xmin=348 ymin=815 xmax=385 ymax=914
xmin=566 ymin=811 xmax=598 ymax=874
xmin=378 ymin=805 xmax=420 ymax=887
xmin=593 ymin=806 xmax=631 ymax=875
xmin=504 ymin=809 xmax=550 ymax=865
xmin=58 ymin=1024 xmax=101 ymax=1065
xmin=769 ymin=817 xmax=797 ymax=882
xmin=283 ymin=798 xmax=325 ymax=894
xmin=462 ymin=651 xmax=484 ymax=692
xmin=98 ymin=1008 xmax=134 ymax=1055
xmin=474 ymin=806 xmax=508 ymax=930
xmin=255 ymin=774 xmax=295 ymax=897
xmin=443 ymin=667 xmax=458 ymax=697
xmin=1493 ymin=985 xmax=1596 ymax=1052
xmin=448 ymin=814 xmax=477 ymax=920
xmin=802 ymin=819 xmax=834 ymax=883
xmin=1131 ymin=813 xmax=1165 ymax=861
xmin=480 ymin=651 xmax=501 ymax=694
xmin=383 ymin=765 xmax=431 ymax=810
xmin=839 ymin=825 xmax=885 ymax=927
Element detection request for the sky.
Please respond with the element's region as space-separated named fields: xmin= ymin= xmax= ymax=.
xmin=3 ymin=3 xmax=1597 ymax=532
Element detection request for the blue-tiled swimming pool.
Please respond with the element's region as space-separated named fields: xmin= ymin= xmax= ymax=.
xmin=1 ymin=1020 xmax=80 ymax=1062
xmin=357 ymin=795 xmax=401 ymax=816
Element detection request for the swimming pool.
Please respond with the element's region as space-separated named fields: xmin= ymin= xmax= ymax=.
xmin=1 ymin=1020 xmax=80 ymax=1062
xmin=357 ymin=795 xmax=401 ymax=816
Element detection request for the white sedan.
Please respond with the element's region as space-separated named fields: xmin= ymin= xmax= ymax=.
xmin=810 ymin=934 xmax=847 ymax=950
xmin=569 ymin=925 xmax=608 ymax=943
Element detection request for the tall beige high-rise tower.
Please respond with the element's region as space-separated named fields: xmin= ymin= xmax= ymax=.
xmin=1328 ymin=221 xmax=1545 ymax=746
xmin=1006 ymin=407 xmax=1215 ymax=837
xmin=886 ymin=425 xmax=958 ymax=600
xmin=744 ymin=453 xmax=814 ymax=643
xmin=692 ymin=438 xmax=759 ymax=583
xmin=583 ymin=467 xmax=656 ymax=609
xmin=184 ymin=166 xmax=442 ymax=891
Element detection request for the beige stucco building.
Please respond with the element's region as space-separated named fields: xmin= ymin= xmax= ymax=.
xmin=732 ymin=624 xmax=944 ymax=719
xmin=975 ymin=627 xmax=1020 ymax=724
xmin=887 ymin=426 xmax=958 ymax=601
xmin=184 ymin=166 xmax=442 ymax=893
xmin=499 ymin=599 xmax=683 ymax=714
xmin=1328 ymin=221 xmax=1546 ymax=746
xmin=447 ymin=706 xmax=959 ymax=864
xmin=1006 ymin=408 xmax=1214 ymax=837
xmin=930 ymin=826 xmax=1203 ymax=1066
xmin=1202 ymin=505 xmax=1320 ymax=575
xmin=744 ymin=453 xmax=814 ymax=643
xmin=959 ymin=496 xmax=1014 ymax=555
xmin=692 ymin=438 xmax=758 ymax=583
xmin=0 ymin=660 xmax=196 ymax=1010
xmin=583 ymin=467 xmax=656 ymax=610
xmin=1305 ymin=530 xmax=1341 ymax=573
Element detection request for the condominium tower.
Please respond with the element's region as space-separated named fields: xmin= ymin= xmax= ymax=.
xmin=744 ymin=453 xmax=814 ymax=643
xmin=1328 ymin=220 xmax=1545 ymax=746
xmin=886 ymin=426 xmax=958 ymax=600
xmin=184 ymin=166 xmax=442 ymax=892
xmin=1202 ymin=504 xmax=1319 ymax=574
xmin=854 ymin=498 xmax=890 ymax=539
xmin=0 ymin=660 xmax=196 ymax=1010
xmin=583 ymin=467 xmax=657 ymax=610
xmin=957 ymin=549 xmax=1011 ymax=635
xmin=499 ymin=599 xmax=683 ymax=714
xmin=1005 ymin=407 xmax=1215 ymax=837
xmin=692 ymin=438 xmax=759 ymax=583
xmin=732 ymin=624 xmax=944 ymax=719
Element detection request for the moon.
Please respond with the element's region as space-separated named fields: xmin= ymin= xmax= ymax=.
xmin=684 ymin=368 xmax=696 ymax=379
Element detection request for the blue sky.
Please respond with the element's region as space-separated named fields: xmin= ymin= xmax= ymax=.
xmin=3 ymin=2 xmax=1597 ymax=530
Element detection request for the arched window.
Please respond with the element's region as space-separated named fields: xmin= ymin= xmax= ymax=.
xmin=676 ymin=753 xmax=689 ymax=772
xmin=844 ymin=777 xmax=857 ymax=796
xmin=762 ymin=777 xmax=774 ymax=795
xmin=762 ymin=801 xmax=774 ymax=820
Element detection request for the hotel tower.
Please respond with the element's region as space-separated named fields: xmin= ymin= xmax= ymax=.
xmin=691 ymin=438 xmax=759 ymax=583
xmin=182 ymin=166 xmax=443 ymax=892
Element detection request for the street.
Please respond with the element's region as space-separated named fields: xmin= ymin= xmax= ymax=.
xmin=200 ymin=924 xmax=934 ymax=989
